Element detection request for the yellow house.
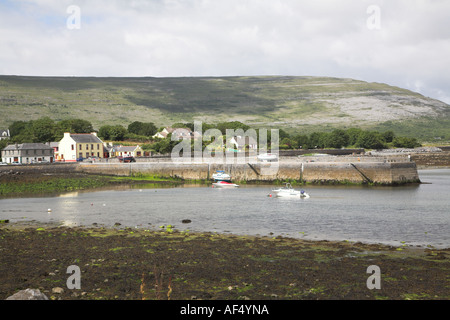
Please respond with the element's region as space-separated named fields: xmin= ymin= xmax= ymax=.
xmin=58 ymin=132 xmax=104 ymax=162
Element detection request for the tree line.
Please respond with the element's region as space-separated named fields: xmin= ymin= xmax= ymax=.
xmin=1 ymin=117 xmax=420 ymax=153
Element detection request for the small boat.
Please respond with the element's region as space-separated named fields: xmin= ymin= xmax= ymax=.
xmin=212 ymin=181 xmax=239 ymax=188
xmin=212 ymin=170 xmax=232 ymax=182
xmin=257 ymin=153 xmax=278 ymax=162
xmin=271 ymin=183 xmax=309 ymax=198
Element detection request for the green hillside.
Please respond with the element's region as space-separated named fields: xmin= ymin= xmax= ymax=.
xmin=0 ymin=75 xmax=449 ymax=140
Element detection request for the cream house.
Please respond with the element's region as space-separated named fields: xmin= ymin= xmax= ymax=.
xmin=58 ymin=132 xmax=104 ymax=162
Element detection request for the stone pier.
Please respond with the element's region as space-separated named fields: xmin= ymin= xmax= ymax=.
xmin=76 ymin=155 xmax=421 ymax=185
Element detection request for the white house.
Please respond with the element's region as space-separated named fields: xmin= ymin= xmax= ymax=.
xmin=153 ymin=127 xmax=201 ymax=140
xmin=0 ymin=129 xmax=10 ymax=141
xmin=58 ymin=132 xmax=104 ymax=162
xmin=228 ymin=135 xmax=258 ymax=151
xmin=153 ymin=127 xmax=175 ymax=139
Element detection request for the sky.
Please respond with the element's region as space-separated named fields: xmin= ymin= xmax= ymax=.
xmin=0 ymin=0 xmax=449 ymax=104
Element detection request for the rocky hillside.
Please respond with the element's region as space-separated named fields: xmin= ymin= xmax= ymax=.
xmin=0 ymin=75 xmax=449 ymax=140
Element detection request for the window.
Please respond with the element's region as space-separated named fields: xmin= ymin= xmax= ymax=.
xmin=97 ymin=144 xmax=100 ymax=150
xmin=86 ymin=144 xmax=89 ymax=150
xmin=71 ymin=144 xmax=74 ymax=151
xmin=91 ymin=144 xmax=94 ymax=150
xmin=79 ymin=144 xmax=82 ymax=150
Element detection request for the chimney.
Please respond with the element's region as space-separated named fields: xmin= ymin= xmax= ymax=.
xmin=91 ymin=132 xmax=97 ymax=136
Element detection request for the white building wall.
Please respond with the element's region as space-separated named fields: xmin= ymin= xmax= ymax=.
xmin=58 ymin=133 xmax=77 ymax=162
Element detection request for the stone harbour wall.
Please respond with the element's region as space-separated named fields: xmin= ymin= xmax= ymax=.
xmin=76 ymin=159 xmax=420 ymax=185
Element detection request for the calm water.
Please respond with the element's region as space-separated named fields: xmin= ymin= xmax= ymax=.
xmin=1 ymin=169 xmax=449 ymax=248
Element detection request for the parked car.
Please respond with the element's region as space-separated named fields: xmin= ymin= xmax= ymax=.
xmin=77 ymin=157 xmax=84 ymax=162
xmin=118 ymin=156 xmax=136 ymax=163
xmin=0 ymin=162 xmax=7 ymax=165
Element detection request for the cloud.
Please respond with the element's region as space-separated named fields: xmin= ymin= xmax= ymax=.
xmin=0 ymin=0 xmax=449 ymax=103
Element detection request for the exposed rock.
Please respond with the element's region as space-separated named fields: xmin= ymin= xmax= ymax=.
xmin=52 ymin=287 xmax=64 ymax=294
xmin=6 ymin=288 xmax=49 ymax=300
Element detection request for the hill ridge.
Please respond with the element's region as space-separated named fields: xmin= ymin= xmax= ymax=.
xmin=0 ymin=75 xmax=449 ymax=140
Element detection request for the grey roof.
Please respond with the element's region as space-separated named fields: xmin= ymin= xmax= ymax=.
xmin=70 ymin=134 xmax=103 ymax=143
xmin=3 ymin=143 xmax=54 ymax=151
xmin=116 ymin=146 xmax=139 ymax=152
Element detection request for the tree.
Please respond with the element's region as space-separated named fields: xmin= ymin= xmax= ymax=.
xmin=382 ymin=130 xmax=395 ymax=143
xmin=128 ymin=121 xmax=157 ymax=137
xmin=152 ymin=134 xmax=178 ymax=154
xmin=98 ymin=125 xmax=113 ymax=140
xmin=280 ymin=137 xmax=295 ymax=149
xmin=59 ymin=119 xmax=93 ymax=134
xmin=9 ymin=121 xmax=28 ymax=137
xmin=98 ymin=125 xmax=126 ymax=141
xmin=216 ymin=121 xmax=250 ymax=135
xmin=356 ymin=131 xmax=386 ymax=149
xmin=108 ymin=125 xmax=127 ymax=141
xmin=346 ymin=128 xmax=363 ymax=146
xmin=292 ymin=134 xmax=310 ymax=149
xmin=393 ymin=136 xmax=421 ymax=148
xmin=326 ymin=129 xmax=349 ymax=149
xmin=309 ymin=132 xmax=329 ymax=149
xmin=32 ymin=117 xmax=57 ymax=142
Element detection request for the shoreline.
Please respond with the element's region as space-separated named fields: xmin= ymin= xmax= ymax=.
xmin=1 ymin=222 xmax=449 ymax=300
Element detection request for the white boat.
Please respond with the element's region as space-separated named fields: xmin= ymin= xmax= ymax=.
xmin=271 ymin=183 xmax=309 ymax=198
xmin=257 ymin=153 xmax=278 ymax=162
xmin=212 ymin=181 xmax=239 ymax=188
xmin=212 ymin=170 xmax=232 ymax=181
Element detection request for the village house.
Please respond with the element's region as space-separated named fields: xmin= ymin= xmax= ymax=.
xmin=110 ymin=145 xmax=143 ymax=158
xmin=153 ymin=127 xmax=175 ymax=139
xmin=228 ymin=135 xmax=258 ymax=152
xmin=47 ymin=142 xmax=60 ymax=160
xmin=58 ymin=132 xmax=104 ymax=162
xmin=0 ymin=129 xmax=10 ymax=141
xmin=153 ymin=127 xmax=201 ymax=140
xmin=1 ymin=143 xmax=54 ymax=164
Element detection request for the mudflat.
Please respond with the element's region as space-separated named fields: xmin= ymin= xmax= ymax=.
xmin=0 ymin=223 xmax=449 ymax=300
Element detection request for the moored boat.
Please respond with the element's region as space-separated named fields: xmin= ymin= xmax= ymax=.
xmin=212 ymin=170 xmax=232 ymax=182
xmin=212 ymin=181 xmax=239 ymax=188
xmin=271 ymin=183 xmax=309 ymax=198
